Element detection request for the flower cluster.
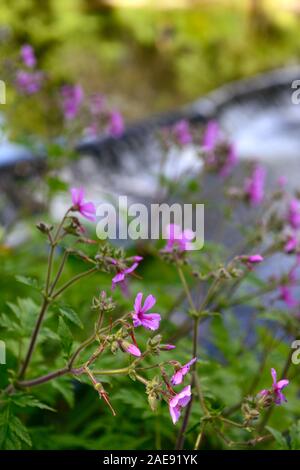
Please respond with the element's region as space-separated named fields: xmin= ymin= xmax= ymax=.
xmin=244 ymin=164 xmax=266 ymax=206
xmin=67 ymin=188 xmax=198 ymax=424
xmin=202 ymin=120 xmax=238 ymax=177
xmin=16 ymin=44 xmax=44 ymax=94
xmin=259 ymin=368 xmax=289 ymax=406
xmin=60 ymin=86 xmax=125 ymax=139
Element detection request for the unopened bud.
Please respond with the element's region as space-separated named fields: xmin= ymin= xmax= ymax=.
xmin=148 ymin=393 xmax=160 ymax=412
xmin=148 ymin=335 xmax=162 ymax=347
xmin=121 ymin=340 xmax=141 ymax=357
xmin=36 ymin=222 xmax=53 ymax=234
xmin=111 ymin=341 xmax=119 ymax=354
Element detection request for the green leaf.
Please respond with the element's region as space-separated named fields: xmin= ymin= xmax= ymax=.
xmin=15 ymin=275 xmax=40 ymax=291
xmin=290 ymin=421 xmax=300 ymax=450
xmin=9 ymin=415 xmax=32 ymax=447
xmin=57 ymin=317 xmax=73 ymax=358
xmin=58 ymin=305 xmax=83 ymax=329
xmin=0 ymin=404 xmax=32 ymax=449
xmin=266 ymin=426 xmax=289 ymax=450
xmin=7 ymin=298 xmax=40 ymax=334
xmin=11 ymin=393 xmax=56 ymax=412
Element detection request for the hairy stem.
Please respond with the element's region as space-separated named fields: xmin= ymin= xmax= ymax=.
xmin=17 ymin=298 xmax=49 ymax=380
xmin=17 ymin=367 xmax=69 ymax=388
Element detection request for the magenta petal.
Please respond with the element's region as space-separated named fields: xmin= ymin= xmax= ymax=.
xmin=181 ymin=357 xmax=197 ymax=375
xmin=279 ymin=286 xmax=297 ymax=308
xmin=277 ymin=379 xmax=289 ymax=390
xmin=21 ymin=44 xmax=36 ymax=68
xmin=161 ymin=344 xmax=176 ymax=350
xmin=133 ymin=256 xmax=143 ymax=262
xmin=126 ymin=343 xmax=141 ymax=357
xmin=271 ymin=368 xmax=277 ymax=385
xmin=248 ymin=254 xmax=264 ymax=263
xmin=203 ymin=120 xmax=219 ymax=151
xmin=139 ymin=313 xmax=161 ymax=331
xmin=166 ymin=223 xmax=177 ymax=240
xmin=172 ymin=386 xmax=192 ymax=409
xmin=177 ymin=393 xmax=191 ymax=408
xmin=134 ymin=293 xmax=143 ymax=314
xmin=275 ymin=391 xmax=287 ymax=405
xmin=285 ymin=235 xmax=297 ymax=253
xmin=169 ymin=404 xmax=180 ymax=424
xmin=112 ymin=272 xmax=125 ymax=284
xmin=186 ymin=357 xmax=197 ymax=368
xmin=172 ymin=358 xmax=197 ymax=385
xmin=170 ymin=385 xmax=191 ymax=408
xmin=124 ymin=262 xmax=138 ymax=275
xmin=182 ymin=228 xmax=195 ymax=242
xmin=80 ymin=201 xmax=96 ymax=221
xmin=171 ymin=371 xmax=183 ymax=386
xmin=142 ymin=294 xmax=156 ymax=312
xmin=288 ymin=199 xmax=300 ymax=229
xmin=132 ymin=314 xmax=142 ymax=328
xmin=71 ymin=187 xmax=84 ymax=206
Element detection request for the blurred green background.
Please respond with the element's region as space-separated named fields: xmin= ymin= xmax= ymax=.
xmin=1 ymin=0 xmax=300 ymax=122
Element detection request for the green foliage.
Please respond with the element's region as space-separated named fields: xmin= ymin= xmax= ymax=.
xmin=57 ymin=317 xmax=73 ymax=358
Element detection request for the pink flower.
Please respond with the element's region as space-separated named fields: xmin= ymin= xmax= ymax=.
xmin=260 ymin=368 xmax=289 ymax=405
xmin=169 ymin=385 xmax=192 ymax=424
xmin=171 ymin=357 xmax=197 ymax=385
xmin=71 ymin=187 xmax=96 ymax=221
xmin=284 ymin=234 xmax=298 ymax=253
xmin=160 ymin=344 xmax=176 ymax=351
xmin=16 ymin=70 xmax=43 ymax=94
xmin=203 ymin=120 xmax=219 ymax=152
xmin=20 ymin=44 xmax=36 ymax=68
xmin=219 ymin=144 xmax=238 ymax=178
xmin=132 ymin=292 xmax=161 ymax=331
xmin=279 ymin=285 xmax=297 ymax=308
xmin=108 ymin=111 xmax=124 ymax=138
xmin=244 ymin=165 xmax=266 ymax=206
xmin=164 ymin=224 xmax=195 ymax=252
xmin=111 ymin=258 xmax=142 ymax=290
xmin=61 ymin=84 xmax=84 ymax=120
xmin=240 ymin=254 xmax=264 ymax=269
xmin=124 ymin=342 xmax=141 ymax=357
xmin=247 ymin=254 xmax=264 ymax=264
xmin=288 ymin=198 xmax=300 ymax=230
xmin=173 ymin=120 xmax=192 ymax=146
xmin=132 ymin=255 xmax=143 ymax=262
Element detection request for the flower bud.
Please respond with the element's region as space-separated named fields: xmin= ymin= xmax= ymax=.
xmin=110 ymin=341 xmax=119 ymax=354
xmin=148 ymin=393 xmax=160 ymax=412
xmin=120 ymin=340 xmax=141 ymax=357
xmin=36 ymin=222 xmax=53 ymax=234
xmin=160 ymin=344 xmax=176 ymax=351
xmin=92 ymin=291 xmax=115 ymax=312
xmin=148 ymin=335 xmax=162 ymax=347
xmin=256 ymin=390 xmax=273 ymax=409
